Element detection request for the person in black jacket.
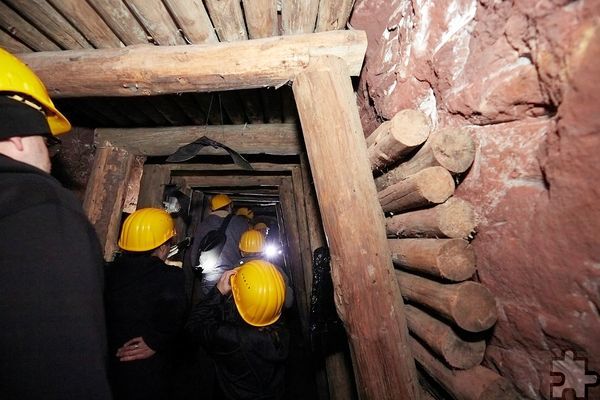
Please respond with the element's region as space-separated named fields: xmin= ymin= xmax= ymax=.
xmin=0 ymin=49 xmax=112 ymax=400
xmin=105 ymin=208 xmax=186 ymax=400
xmin=186 ymin=260 xmax=290 ymax=400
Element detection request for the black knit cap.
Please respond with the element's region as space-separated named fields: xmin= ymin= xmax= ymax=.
xmin=0 ymin=96 xmax=51 ymax=140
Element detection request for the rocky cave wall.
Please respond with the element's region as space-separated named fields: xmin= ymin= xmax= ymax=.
xmin=350 ymin=0 xmax=599 ymax=398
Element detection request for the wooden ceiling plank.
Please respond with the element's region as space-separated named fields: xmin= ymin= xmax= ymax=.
xmin=123 ymin=0 xmax=186 ymax=45
xmin=96 ymin=123 xmax=302 ymax=156
xmin=241 ymin=0 xmax=277 ymax=39
xmin=150 ymin=96 xmax=191 ymax=125
xmin=87 ymin=0 xmax=148 ymax=45
xmin=169 ymin=163 xmax=296 ymax=172
xmin=281 ymin=0 xmax=319 ymax=35
xmin=315 ymin=0 xmax=355 ymax=32
xmin=136 ymin=98 xmax=171 ymax=125
xmin=47 ymin=0 xmax=123 ymax=48
xmin=4 ymin=0 xmax=92 ymax=49
xmin=172 ymin=94 xmax=208 ymax=125
xmin=19 ymin=30 xmax=368 ymax=97
xmin=0 ymin=28 xmax=32 ymax=53
xmin=0 ymin=2 xmax=60 ymax=51
xmin=204 ymin=0 xmax=248 ymax=42
xmin=193 ymin=93 xmax=221 ymax=125
xmin=183 ymin=175 xmax=284 ymax=187
xmin=260 ymin=88 xmax=283 ymax=123
xmin=162 ymin=0 xmax=218 ymax=44
xmin=239 ymin=89 xmax=264 ymax=124
xmin=219 ymin=92 xmax=246 ymax=125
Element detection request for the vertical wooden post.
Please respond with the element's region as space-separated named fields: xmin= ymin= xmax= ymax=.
xmin=293 ymin=56 xmax=420 ymax=400
xmin=137 ymin=164 xmax=171 ymax=208
xmin=83 ymin=141 xmax=135 ymax=260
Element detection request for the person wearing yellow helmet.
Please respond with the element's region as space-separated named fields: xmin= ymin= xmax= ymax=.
xmin=104 ymin=208 xmax=186 ymax=400
xmin=186 ymin=260 xmax=290 ymax=400
xmin=0 ymin=49 xmax=112 ymax=399
xmin=238 ymin=229 xmax=294 ymax=309
xmin=187 ymin=193 xmax=249 ymax=300
xmin=235 ymin=206 xmax=254 ymax=220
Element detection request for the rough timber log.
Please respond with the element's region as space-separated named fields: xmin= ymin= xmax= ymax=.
xmin=96 ymin=124 xmax=301 ymax=156
xmin=396 ymin=270 xmax=498 ymax=333
xmin=375 ymin=127 xmax=475 ymax=191
xmin=83 ymin=142 xmax=135 ymax=260
xmin=293 ymin=56 xmax=420 ymax=400
xmin=388 ymin=238 xmax=476 ymax=281
xmin=367 ymin=109 xmax=430 ymax=172
xmin=386 ymin=197 xmax=477 ymax=239
xmin=378 ymin=167 xmax=455 ymax=213
xmin=405 ymin=305 xmax=485 ymax=369
xmin=411 ymin=337 xmax=520 ymax=400
xmin=17 ymin=30 xmax=367 ymax=97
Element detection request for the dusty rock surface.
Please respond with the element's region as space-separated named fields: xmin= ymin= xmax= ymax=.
xmin=351 ymin=0 xmax=600 ymax=398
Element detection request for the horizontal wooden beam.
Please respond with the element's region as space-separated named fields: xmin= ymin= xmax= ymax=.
xmin=96 ymin=124 xmax=302 ymax=156
xmin=169 ymin=163 xmax=297 ymax=172
xmin=177 ymin=175 xmax=285 ymax=187
xmin=18 ymin=30 xmax=367 ymax=98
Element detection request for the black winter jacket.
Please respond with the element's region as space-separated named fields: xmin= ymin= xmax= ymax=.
xmin=0 ymin=155 xmax=112 ymax=400
xmin=186 ymin=287 xmax=289 ymax=400
xmin=105 ymin=254 xmax=186 ymax=400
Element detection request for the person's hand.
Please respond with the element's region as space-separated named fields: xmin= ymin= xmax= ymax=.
xmin=216 ymin=269 xmax=237 ymax=295
xmin=116 ymin=337 xmax=156 ymax=362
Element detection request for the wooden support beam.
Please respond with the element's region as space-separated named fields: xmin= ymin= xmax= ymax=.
xmin=376 ymin=128 xmax=475 ymax=191
xmin=242 ymin=0 xmax=278 ymax=39
xmin=96 ymin=124 xmax=302 ymax=156
xmin=378 ymin=166 xmax=455 ymax=213
xmin=405 ymin=305 xmax=485 ymax=370
xmin=48 ymin=0 xmax=123 ymax=48
xmin=6 ymin=0 xmax=92 ymax=49
xmin=83 ymin=142 xmax=135 ymax=260
xmin=18 ymin=30 xmax=368 ymax=97
xmin=162 ymin=0 xmax=218 ymax=44
xmin=169 ymin=163 xmax=297 ymax=172
xmin=291 ymin=166 xmax=314 ymax=305
xmin=388 ymin=238 xmax=476 ymax=282
xmin=137 ymin=164 xmax=171 ymax=208
xmin=396 ymin=270 xmax=498 ymax=333
xmin=386 ymin=197 xmax=477 ymax=239
xmin=411 ymin=337 xmax=519 ymax=400
xmin=367 ymin=109 xmax=430 ymax=172
xmin=122 ymin=156 xmax=146 ymax=213
xmin=293 ymin=56 xmax=420 ymax=399
xmin=281 ymin=0 xmax=319 ymax=35
xmin=300 ymin=153 xmax=325 ymax=252
xmin=315 ymin=0 xmax=355 ymax=32
xmin=204 ymin=0 xmax=247 ymax=42
xmin=88 ymin=0 xmax=148 ymax=45
xmin=182 ymin=175 xmax=285 ymax=188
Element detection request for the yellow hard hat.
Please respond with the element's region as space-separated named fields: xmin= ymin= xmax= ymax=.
xmin=0 ymin=48 xmax=71 ymax=135
xmin=211 ymin=194 xmax=232 ymax=211
xmin=253 ymin=222 xmax=268 ymax=232
xmin=236 ymin=207 xmax=254 ymax=219
xmin=231 ymin=260 xmax=286 ymax=327
xmin=118 ymin=208 xmax=176 ymax=252
xmin=239 ymin=229 xmax=265 ymax=253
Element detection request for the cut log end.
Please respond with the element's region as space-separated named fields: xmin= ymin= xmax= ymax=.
xmin=419 ymin=167 xmax=455 ymax=204
xmin=437 ymin=239 xmax=476 ymax=281
xmin=441 ymin=335 xmax=486 ymax=369
xmin=431 ymin=127 xmax=476 ymax=174
xmin=390 ymin=109 xmax=431 ymax=146
xmin=438 ymin=197 xmax=477 ymax=238
xmin=453 ymin=282 xmax=498 ymax=332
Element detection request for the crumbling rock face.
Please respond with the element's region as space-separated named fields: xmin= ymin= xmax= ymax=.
xmin=351 ymin=1 xmax=600 ymax=398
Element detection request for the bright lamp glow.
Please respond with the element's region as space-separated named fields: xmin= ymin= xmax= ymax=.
xmin=263 ymin=244 xmax=279 ymax=258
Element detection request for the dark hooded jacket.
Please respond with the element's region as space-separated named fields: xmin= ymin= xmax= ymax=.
xmin=186 ymin=286 xmax=289 ymax=400
xmin=0 ymin=154 xmax=112 ymax=400
xmin=104 ymin=254 xmax=186 ymax=400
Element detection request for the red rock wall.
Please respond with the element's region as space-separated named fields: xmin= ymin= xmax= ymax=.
xmin=351 ymin=1 xmax=600 ymax=398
